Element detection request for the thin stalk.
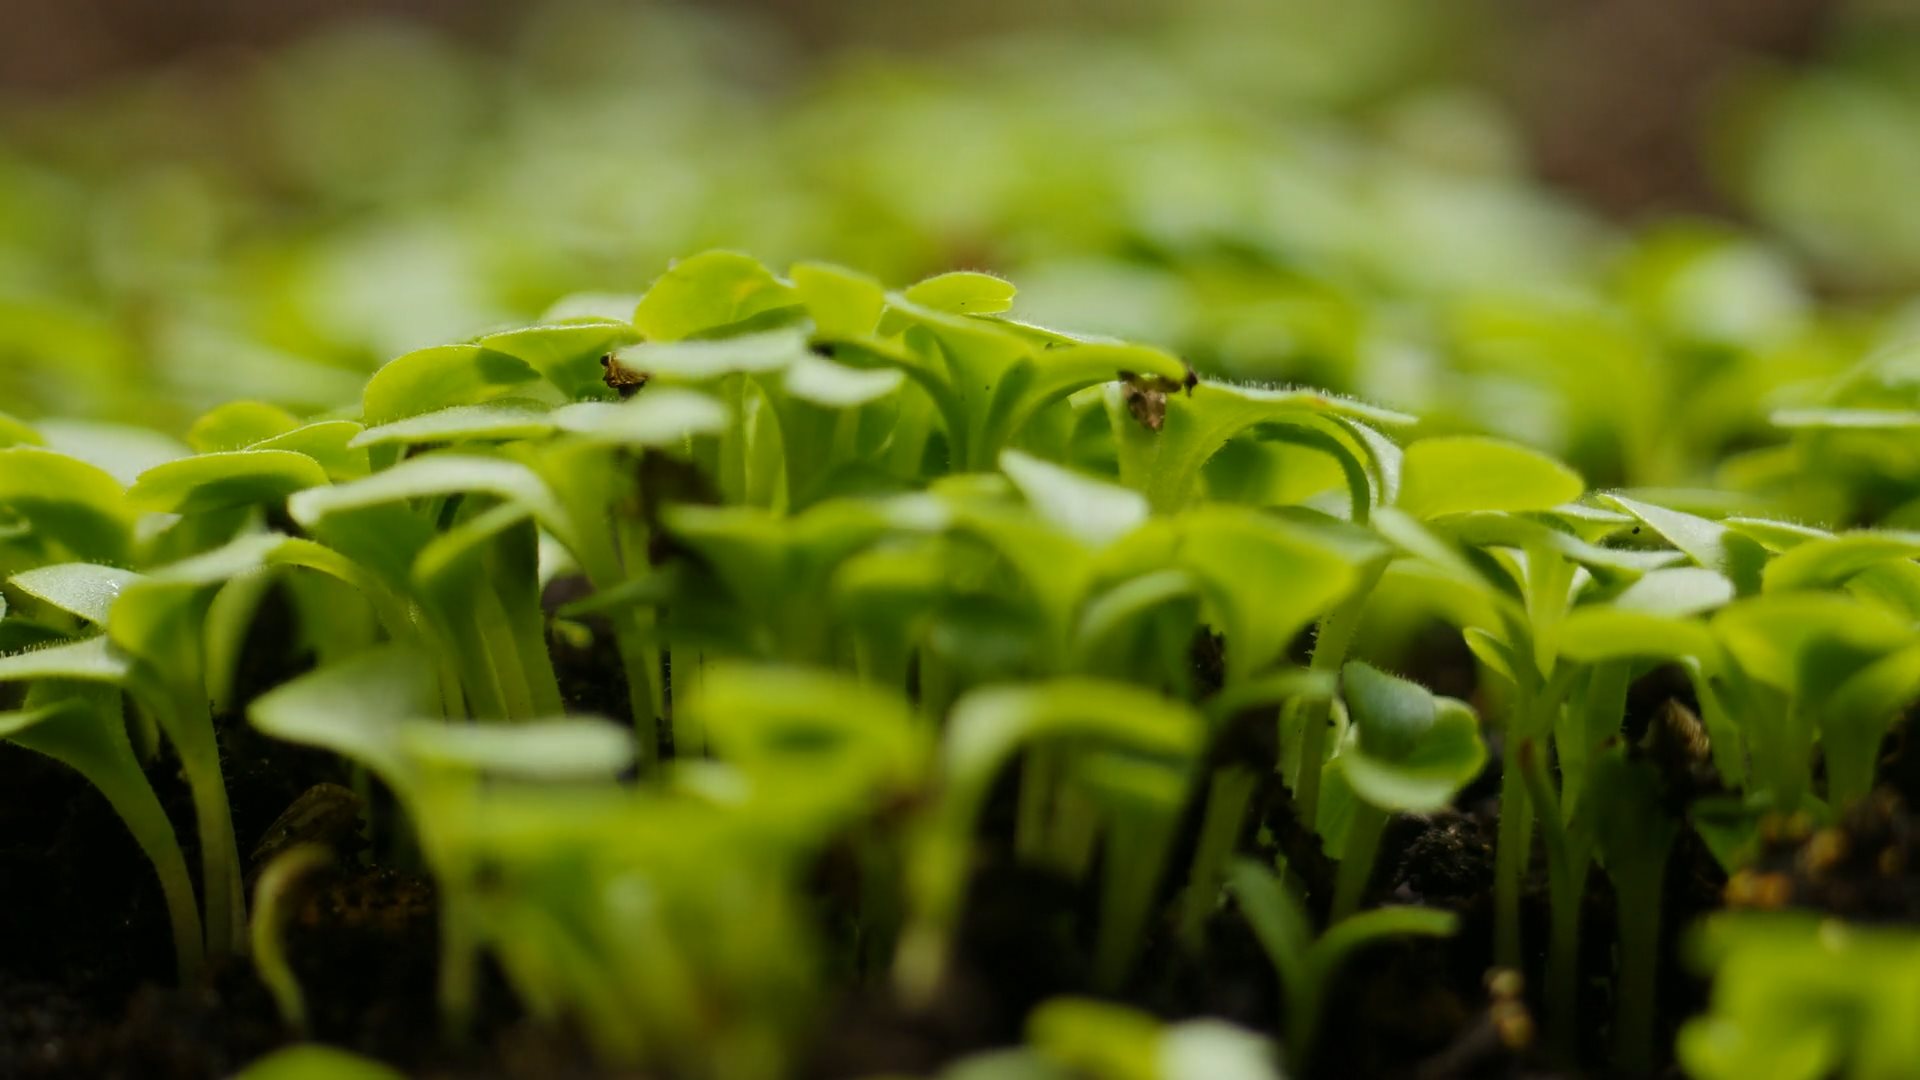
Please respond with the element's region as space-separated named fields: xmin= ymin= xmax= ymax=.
xmin=1518 ymin=740 xmax=1586 ymax=1064
xmin=1493 ymin=734 xmax=1533 ymax=972
xmin=1613 ymin=858 xmax=1667 ymax=1074
xmin=1015 ymin=747 xmax=1058 ymax=864
xmin=1180 ymin=767 xmax=1258 ymax=945
xmin=92 ymin=748 xmax=204 ymax=981
xmin=170 ymin=696 xmax=244 ymax=957
xmin=472 ymin=584 xmax=537 ymax=720
xmin=251 ymin=844 xmax=332 ymax=1033
xmin=1329 ymin=801 xmax=1389 ymax=922
xmin=1292 ymin=563 xmax=1388 ymax=837
xmin=1093 ymin=808 xmax=1178 ymax=991
xmin=438 ymin=889 xmax=479 ymax=1042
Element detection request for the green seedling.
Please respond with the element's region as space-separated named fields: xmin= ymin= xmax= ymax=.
xmin=897 ymin=679 xmax=1206 ymax=998
xmin=0 ymin=685 xmax=201 ymax=979
xmin=1228 ymin=857 xmax=1456 ymax=1072
xmin=251 ymin=843 xmax=333 ymax=1033
xmin=1680 ymin=914 xmax=1920 ymax=1080
xmin=1319 ymin=662 xmax=1485 ymax=921
xmin=1020 ymin=997 xmax=1283 ymax=1080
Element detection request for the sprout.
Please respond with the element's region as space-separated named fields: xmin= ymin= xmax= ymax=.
xmin=1228 ymin=858 xmax=1456 ymax=1072
xmin=1321 ymin=661 xmax=1486 ymax=921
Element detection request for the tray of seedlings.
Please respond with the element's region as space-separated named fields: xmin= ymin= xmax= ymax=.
xmin=5 ymin=246 xmax=1920 ymax=1080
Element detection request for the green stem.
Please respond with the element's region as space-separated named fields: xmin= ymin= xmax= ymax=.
xmin=1180 ymin=767 xmax=1258 ymax=946
xmin=1093 ymin=808 xmax=1178 ymax=991
xmin=1330 ymin=801 xmax=1389 ymax=922
xmin=174 ymin=706 xmax=243 ymax=957
xmin=251 ymin=844 xmax=331 ymax=1032
xmin=1494 ymin=734 xmax=1533 ymax=972
xmin=1015 ymin=746 xmax=1058 ymax=864
xmin=89 ymin=746 xmax=205 ymax=981
xmin=1614 ymin=860 xmax=1667 ymax=1074
xmin=1293 ymin=563 xmax=1387 ymax=838
xmin=1518 ymin=739 xmax=1586 ymax=1065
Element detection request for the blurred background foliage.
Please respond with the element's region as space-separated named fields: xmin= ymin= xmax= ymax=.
xmin=2 ymin=0 xmax=1920 ymax=513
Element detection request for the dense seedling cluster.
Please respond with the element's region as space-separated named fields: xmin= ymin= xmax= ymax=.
xmin=5 ymin=250 xmax=1920 ymax=1078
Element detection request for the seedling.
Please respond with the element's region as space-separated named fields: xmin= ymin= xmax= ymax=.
xmin=1228 ymin=858 xmax=1456 ymax=1072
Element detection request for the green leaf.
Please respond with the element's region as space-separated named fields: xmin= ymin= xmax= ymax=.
xmin=398 ymin=717 xmax=634 ymax=780
xmin=1000 ymin=450 xmax=1148 ymax=548
xmin=0 ymin=446 xmax=136 ymax=564
xmin=1559 ymin=608 xmax=1719 ymax=665
xmin=682 ymin=663 xmax=926 ymax=832
xmin=782 ymin=351 xmax=904 ymax=408
xmin=360 ymin=344 xmax=541 ymax=425
xmin=1177 ymin=506 xmax=1363 ymax=681
xmin=128 ymin=450 xmax=330 ymax=514
xmin=549 ymin=388 xmax=730 ymax=446
xmin=230 ymin=1045 xmax=408 ymax=1080
xmin=1335 ymin=682 xmax=1485 ymax=813
xmin=1341 ymin=661 xmax=1435 ymax=760
xmin=1610 ymin=566 xmax=1737 ymax=617
xmin=1771 ymin=407 xmax=1920 ymax=431
xmin=612 ymin=327 xmax=807 ymax=382
xmin=8 ymin=563 xmax=145 ymax=625
xmin=1712 ymin=593 xmax=1911 ymax=695
xmin=478 ymin=319 xmax=637 ymax=400
xmin=633 ymin=251 xmax=798 ymax=342
xmin=289 ymin=453 xmax=573 ymax=554
xmin=350 ymin=400 xmax=555 ymax=449
xmin=1763 ymin=531 xmax=1920 ymax=593
xmin=791 ymin=261 xmax=887 ymax=339
xmin=186 ymin=401 xmax=302 ymax=452
xmin=1603 ymin=494 xmax=1769 ymax=593
xmin=248 ymin=421 xmax=369 ymax=480
xmin=0 ymin=411 xmax=43 ymax=447
xmin=903 ymin=271 xmax=1017 ymax=315
xmin=0 ymin=635 xmax=132 ymax=684
xmin=1107 ymin=380 xmax=1409 ymax=514
xmin=1397 ymin=436 xmax=1583 ymax=519
xmin=250 ymin=645 xmax=439 ymax=785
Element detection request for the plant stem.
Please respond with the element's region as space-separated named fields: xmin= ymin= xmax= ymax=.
xmin=1330 ymin=801 xmax=1388 ymax=922
xmin=1293 ymin=563 xmax=1386 ymax=839
xmin=1494 ymin=734 xmax=1533 ymax=972
xmin=91 ymin=746 xmax=204 ymax=981
xmin=251 ymin=844 xmax=331 ymax=1032
xmin=1093 ymin=808 xmax=1178 ymax=991
xmin=1180 ymin=767 xmax=1257 ymax=946
xmin=1614 ymin=859 xmax=1667 ymax=1075
xmin=1517 ymin=739 xmax=1586 ymax=1065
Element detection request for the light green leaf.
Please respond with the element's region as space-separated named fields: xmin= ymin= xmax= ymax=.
xmin=1763 ymin=531 xmax=1920 ymax=593
xmin=0 ymin=446 xmax=136 ymax=563
xmin=8 ymin=563 xmax=145 ymax=625
xmin=549 ymin=388 xmax=730 ymax=446
xmin=127 ymin=450 xmax=329 ymax=514
xmin=1559 ymin=608 xmax=1719 ymax=664
xmin=1397 ymin=436 xmax=1583 ymax=519
xmin=791 ymin=261 xmax=887 ymax=339
xmin=611 ymin=327 xmax=807 ymax=382
xmin=187 ymin=401 xmax=301 ymax=452
xmin=1000 ymin=450 xmax=1148 ymax=548
xmin=360 ymin=344 xmax=541 ymax=425
xmin=350 ymin=400 xmax=555 ymax=449
xmin=633 ymin=251 xmax=798 ymax=342
xmin=230 ymin=1044 xmax=408 ymax=1080
xmin=478 ymin=319 xmax=636 ymax=400
xmin=903 ymin=271 xmax=1017 ymax=315
xmin=1611 ymin=566 xmax=1736 ymax=617
xmin=248 ymin=421 xmax=369 ymax=480
xmin=398 ymin=717 xmax=634 ymax=779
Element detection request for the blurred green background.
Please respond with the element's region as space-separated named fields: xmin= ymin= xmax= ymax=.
xmin=4 ymin=0 xmax=1920 ymax=512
